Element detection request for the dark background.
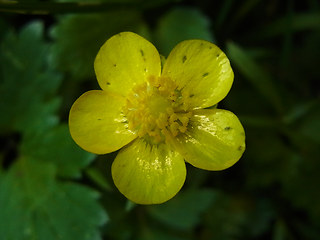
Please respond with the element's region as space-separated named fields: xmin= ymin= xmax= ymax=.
xmin=1 ymin=0 xmax=320 ymax=239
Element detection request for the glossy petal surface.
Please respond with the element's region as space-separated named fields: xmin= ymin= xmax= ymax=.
xmin=112 ymin=138 xmax=186 ymax=204
xmin=94 ymin=32 xmax=161 ymax=97
xmin=69 ymin=90 xmax=136 ymax=154
xmin=162 ymin=40 xmax=234 ymax=109
xmin=173 ymin=109 xmax=245 ymax=170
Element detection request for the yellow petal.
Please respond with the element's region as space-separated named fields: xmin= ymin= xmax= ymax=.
xmin=162 ymin=40 xmax=234 ymax=109
xmin=112 ymin=138 xmax=186 ymax=204
xmin=94 ymin=32 xmax=161 ymax=97
xmin=69 ymin=90 xmax=136 ymax=154
xmin=172 ymin=109 xmax=245 ymax=170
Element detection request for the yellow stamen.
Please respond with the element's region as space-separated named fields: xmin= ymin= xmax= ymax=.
xmin=123 ymin=76 xmax=193 ymax=143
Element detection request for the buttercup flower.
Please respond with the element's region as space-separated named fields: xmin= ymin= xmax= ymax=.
xmin=69 ymin=32 xmax=245 ymax=204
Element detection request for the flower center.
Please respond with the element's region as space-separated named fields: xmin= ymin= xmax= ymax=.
xmin=124 ymin=75 xmax=192 ymax=143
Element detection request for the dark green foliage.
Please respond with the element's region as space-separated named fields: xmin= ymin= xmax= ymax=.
xmin=155 ymin=7 xmax=214 ymax=56
xmin=148 ymin=189 xmax=216 ymax=230
xmin=0 ymin=20 xmax=107 ymax=240
xmin=50 ymin=10 xmax=147 ymax=81
xmin=1 ymin=0 xmax=320 ymax=239
xmin=20 ymin=124 xmax=95 ymax=179
xmin=0 ymin=22 xmax=62 ymax=134
xmin=0 ymin=159 xmax=107 ymax=240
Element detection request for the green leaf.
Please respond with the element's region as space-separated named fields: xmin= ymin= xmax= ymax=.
xmin=20 ymin=124 xmax=95 ymax=179
xmin=147 ymin=189 xmax=216 ymax=230
xmin=244 ymin=130 xmax=291 ymax=188
xmin=0 ymin=18 xmax=9 ymax=41
xmin=85 ymin=167 xmax=113 ymax=191
xmin=50 ymin=10 xmax=146 ymax=81
xmin=239 ymin=115 xmax=280 ymax=128
xmin=283 ymin=100 xmax=318 ymax=124
xmin=17 ymin=98 xmax=61 ymax=135
xmin=281 ymin=147 xmax=320 ymax=224
xmin=258 ymin=12 xmax=320 ymax=38
xmin=226 ymin=42 xmax=283 ymax=113
xmin=229 ymin=0 xmax=262 ymax=26
xmin=298 ymin=104 xmax=320 ymax=144
xmin=216 ymin=0 xmax=234 ymax=28
xmin=280 ymin=107 xmax=320 ymax=223
xmin=155 ymin=7 xmax=214 ymax=56
xmin=139 ymin=226 xmax=188 ymax=240
xmin=0 ymin=21 xmax=62 ymax=134
xmin=205 ymin=193 xmax=274 ymax=240
xmin=0 ymin=158 xmax=108 ymax=240
xmin=272 ymin=219 xmax=287 ymax=240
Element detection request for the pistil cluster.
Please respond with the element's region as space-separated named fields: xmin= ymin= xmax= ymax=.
xmin=124 ymin=76 xmax=192 ymax=143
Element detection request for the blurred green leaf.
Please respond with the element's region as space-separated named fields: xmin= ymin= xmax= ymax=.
xmin=147 ymin=189 xmax=216 ymax=230
xmin=59 ymin=0 xmax=181 ymax=3
xmin=155 ymin=7 xmax=214 ymax=56
xmin=184 ymin=166 xmax=210 ymax=189
xmin=18 ymin=97 xmax=61 ymax=134
xmin=298 ymin=104 xmax=320 ymax=144
xmin=239 ymin=115 xmax=280 ymax=128
xmin=216 ymin=0 xmax=234 ymax=28
xmin=224 ymin=78 xmax=273 ymax=116
xmin=283 ymin=100 xmax=318 ymax=124
xmin=20 ymin=124 xmax=95 ymax=179
xmin=293 ymin=218 xmax=320 ymax=240
xmin=86 ymin=167 xmax=113 ymax=191
xmin=281 ymin=107 xmax=320 ymax=223
xmin=244 ymin=129 xmax=291 ymax=188
xmin=281 ymin=149 xmax=320 ymax=225
xmin=0 ymin=19 xmax=9 ymax=41
xmin=0 ymin=158 xmax=107 ymax=240
xmin=226 ymin=42 xmax=283 ymax=113
xmin=0 ymin=0 xmax=182 ymax=14
xmin=272 ymin=219 xmax=287 ymax=240
xmin=230 ymin=0 xmax=262 ymax=26
xmin=125 ymin=200 xmax=136 ymax=212
xmin=50 ymin=10 xmax=146 ymax=81
xmin=245 ymin=47 xmax=276 ymax=59
xmin=258 ymin=12 xmax=320 ymax=38
xmin=140 ymin=226 xmax=188 ymax=240
xmin=205 ymin=193 xmax=274 ymax=240
xmin=0 ymin=21 xmax=62 ymax=134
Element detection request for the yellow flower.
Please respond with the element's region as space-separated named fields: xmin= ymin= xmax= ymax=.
xmin=69 ymin=32 xmax=245 ymax=204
